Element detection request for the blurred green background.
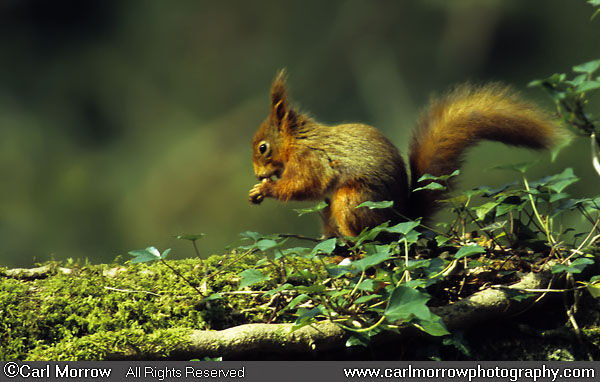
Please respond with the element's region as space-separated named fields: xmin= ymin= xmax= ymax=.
xmin=1 ymin=0 xmax=598 ymax=267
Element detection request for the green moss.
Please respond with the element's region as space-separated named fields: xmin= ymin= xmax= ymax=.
xmin=0 ymin=254 xmax=288 ymax=360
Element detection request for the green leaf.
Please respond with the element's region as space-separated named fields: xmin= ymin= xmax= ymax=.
xmin=454 ymin=244 xmax=486 ymax=259
xmin=412 ymin=182 xmax=445 ymax=192
xmin=551 ymin=258 xmax=595 ymax=274
xmin=265 ymin=283 xmax=294 ymax=297
xmin=294 ymin=306 xmax=324 ymax=328
xmin=356 ymin=200 xmax=394 ymax=209
xmin=573 ymin=60 xmax=600 ymax=74
xmin=346 ymin=335 xmax=371 ymax=348
xmin=175 ymin=233 xmax=206 ymax=241
xmin=586 ymin=283 xmax=600 ymax=299
xmin=415 ymin=315 xmax=450 ymax=337
xmin=474 ymin=201 xmax=499 ymax=220
xmin=128 ymin=246 xmax=168 ymax=263
xmin=527 ymin=79 xmax=543 ymax=88
xmin=356 ymin=279 xmax=377 ymax=292
xmin=510 ymin=292 xmax=538 ymax=302
xmin=435 ymin=235 xmax=451 ymax=246
xmin=294 ymin=201 xmax=328 ymax=216
xmin=202 ymin=293 xmax=223 ymax=301
xmin=386 ymin=220 xmax=420 ymax=235
xmin=352 ymin=245 xmax=394 ymax=271
xmin=589 ymin=0 xmax=600 ymax=6
xmin=566 ymin=74 xmax=587 ymax=87
xmin=284 ymin=294 xmax=310 ymax=311
xmin=239 ymin=231 xmax=280 ymax=241
xmin=326 ymin=264 xmax=357 ymax=278
xmin=354 ymin=295 xmax=381 ymax=305
xmin=576 ymin=80 xmax=600 ymax=94
xmin=310 ymin=238 xmax=337 ymax=256
xmin=256 ymin=239 xmax=283 ymax=251
xmin=495 ymin=201 xmax=522 ymax=217
xmin=353 ymin=222 xmax=390 ymax=247
xmin=384 ymin=285 xmax=432 ymax=322
xmin=547 ymin=168 xmax=579 ymax=193
xmin=417 ymin=170 xmax=460 ymax=182
xmin=296 ymin=284 xmax=327 ymax=293
xmin=478 ymin=182 xmax=516 ymax=197
xmin=404 ymin=259 xmax=430 ymax=271
xmin=238 ymin=269 xmax=271 ymax=289
xmin=481 ymin=221 xmax=507 ymax=232
xmin=281 ymin=247 xmax=311 ymax=257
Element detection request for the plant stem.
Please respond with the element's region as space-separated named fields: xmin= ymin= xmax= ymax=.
xmin=160 ymin=259 xmax=204 ymax=296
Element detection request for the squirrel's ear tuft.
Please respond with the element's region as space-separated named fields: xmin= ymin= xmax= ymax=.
xmin=270 ymin=69 xmax=296 ymax=128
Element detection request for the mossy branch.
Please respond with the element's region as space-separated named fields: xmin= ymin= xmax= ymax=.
xmin=1 ymin=262 xmax=556 ymax=360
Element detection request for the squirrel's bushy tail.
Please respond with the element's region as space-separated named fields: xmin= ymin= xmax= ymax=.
xmin=407 ymin=83 xmax=562 ymax=221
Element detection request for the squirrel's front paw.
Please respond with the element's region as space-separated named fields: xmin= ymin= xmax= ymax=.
xmin=249 ymin=179 xmax=273 ymax=204
xmin=249 ymin=183 xmax=265 ymax=204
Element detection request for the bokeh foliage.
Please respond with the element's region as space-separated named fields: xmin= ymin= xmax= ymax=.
xmin=1 ymin=0 xmax=599 ymax=266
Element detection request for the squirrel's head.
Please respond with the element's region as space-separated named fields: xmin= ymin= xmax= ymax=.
xmin=252 ymin=70 xmax=303 ymax=181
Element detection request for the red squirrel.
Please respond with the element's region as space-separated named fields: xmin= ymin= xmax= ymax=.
xmin=249 ymin=70 xmax=562 ymax=237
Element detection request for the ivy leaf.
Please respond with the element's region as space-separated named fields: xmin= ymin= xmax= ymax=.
xmin=310 ymin=238 xmax=337 ymax=257
xmin=354 ymin=295 xmax=381 ymax=305
xmin=435 ymin=235 xmax=451 ymax=246
xmin=256 ymin=239 xmax=284 ymax=251
xmin=326 ymin=264 xmax=357 ymax=278
xmin=202 ymin=293 xmax=223 ymax=302
xmin=264 ymin=283 xmax=294 ymax=297
xmin=353 ymin=222 xmax=390 ymax=247
xmin=174 ymin=233 xmax=206 ymax=241
xmin=415 ymin=315 xmax=450 ymax=337
xmin=129 ymin=247 xmax=169 ymax=263
xmin=547 ymin=168 xmax=578 ymax=193
xmin=294 ymin=306 xmax=324 ymax=329
xmin=357 ymin=200 xmax=394 ymax=209
xmin=356 ymin=279 xmax=377 ymax=292
xmin=284 ymin=294 xmax=310 ymax=311
xmin=384 ymin=285 xmax=432 ymax=322
xmin=281 ymin=247 xmax=311 ymax=257
xmin=576 ymin=80 xmax=600 ymax=94
xmin=352 ymin=245 xmax=394 ymax=271
xmin=552 ymin=258 xmax=595 ymax=274
xmin=238 ymin=269 xmax=271 ymax=289
xmin=474 ymin=201 xmax=499 ymax=220
xmin=412 ymin=182 xmax=446 ymax=192
xmin=454 ymin=244 xmax=486 ymax=259
xmin=417 ymin=170 xmax=460 ymax=182
xmin=346 ymin=334 xmax=371 ymax=348
xmin=294 ymin=201 xmax=328 ymax=216
xmin=586 ymin=281 xmax=600 ymax=299
xmin=239 ymin=231 xmax=280 ymax=241
xmin=481 ymin=220 xmax=507 ymax=232
xmin=509 ymin=292 xmax=538 ymax=302
xmin=573 ymin=59 xmax=600 ymax=74
xmin=386 ymin=220 xmax=420 ymax=235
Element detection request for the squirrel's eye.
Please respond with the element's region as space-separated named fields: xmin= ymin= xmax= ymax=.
xmin=258 ymin=141 xmax=270 ymax=156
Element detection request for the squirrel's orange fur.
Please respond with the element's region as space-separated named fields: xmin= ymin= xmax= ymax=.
xmin=249 ymin=70 xmax=562 ymax=237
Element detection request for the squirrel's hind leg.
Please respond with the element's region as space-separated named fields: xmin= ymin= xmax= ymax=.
xmin=329 ymin=182 xmax=388 ymax=237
